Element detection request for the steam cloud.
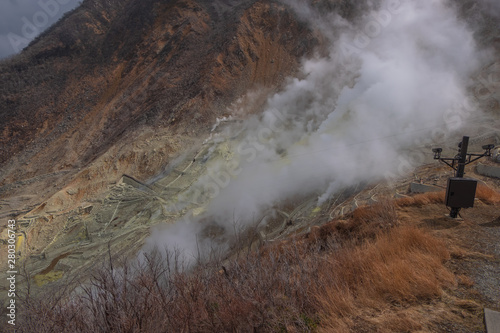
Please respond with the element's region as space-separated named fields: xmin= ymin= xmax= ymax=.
xmin=141 ymin=0 xmax=493 ymax=261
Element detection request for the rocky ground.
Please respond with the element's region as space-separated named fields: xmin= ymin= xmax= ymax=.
xmin=1 ymin=120 xmax=499 ymax=308
xmin=0 ymin=0 xmax=499 ymax=330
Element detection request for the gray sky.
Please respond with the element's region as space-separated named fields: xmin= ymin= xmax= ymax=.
xmin=0 ymin=0 xmax=81 ymax=59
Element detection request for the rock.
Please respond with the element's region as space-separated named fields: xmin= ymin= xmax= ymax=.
xmin=491 ymin=148 xmax=500 ymax=163
xmin=476 ymin=163 xmax=500 ymax=179
xmin=66 ymin=188 xmax=78 ymax=195
xmin=484 ymin=308 xmax=500 ymax=333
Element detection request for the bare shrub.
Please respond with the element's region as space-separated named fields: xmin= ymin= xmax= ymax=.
xmin=16 ymin=245 xmax=320 ymax=332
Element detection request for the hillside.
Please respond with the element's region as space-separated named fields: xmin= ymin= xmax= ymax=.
xmin=1 ymin=0 xmax=500 ymax=331
xmin=9 ymin=166 xmax=500 ymax=332
xmin=0 ymin=0 xmax=319 ymax=218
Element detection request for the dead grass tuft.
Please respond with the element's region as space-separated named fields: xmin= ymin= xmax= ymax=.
xmin=396 ymin=191 xmax=446 ymax=207
xmin=308 ymin=199 xmax=399 ymax=246
xmin=475 ymin=183 xmax=500 ymax=204
xmin=375 ymin=310 xmax=424 ymax=332
xmin=315 ymin=226 xmax=455 ymax=331
xmin=352 ymin=198 xmax=399 ymax=229
xmin=454 ymin=299 xmax=482 ymax=313
xmin=457 ymin=274 xmax=475 ymax=287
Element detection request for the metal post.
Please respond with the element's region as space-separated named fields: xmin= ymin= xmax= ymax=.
xmin=455 ymin=136 xmax=469 ymax=178
xmin=450 ymin=136 xmax=469 ymax=218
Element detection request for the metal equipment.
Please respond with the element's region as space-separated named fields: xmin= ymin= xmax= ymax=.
xmin=432 ymin=136 xmax=494 ymax=218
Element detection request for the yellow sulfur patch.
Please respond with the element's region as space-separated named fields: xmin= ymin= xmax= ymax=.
xmin=192 ymin=206 xmax=206 ymax=216
xmin=15 ymin=234 xmax=24 ymax=253
xmin=34 ymin=271 xmax=64 ymax=287
xmin=310 ymin=206 xmax=322 ymax=217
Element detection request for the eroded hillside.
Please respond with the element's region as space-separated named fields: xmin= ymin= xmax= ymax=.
xmin=1 ymin=0 xmax=500 ymax=331
xmin=0 ymin=0 xmax=319 ymax=219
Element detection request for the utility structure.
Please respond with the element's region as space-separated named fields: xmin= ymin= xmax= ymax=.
xmin=432 ymin=136 xmax=495 ymax=218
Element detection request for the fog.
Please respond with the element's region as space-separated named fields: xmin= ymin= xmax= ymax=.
xmin=141 ymin=0 xmax=492 ymax=262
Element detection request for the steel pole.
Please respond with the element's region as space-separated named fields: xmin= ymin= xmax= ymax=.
xmin=450 ymin=136 xmax=469 ymax=218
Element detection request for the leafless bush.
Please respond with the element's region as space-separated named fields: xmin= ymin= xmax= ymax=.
xmin=15 ymin=242 xmax=320 ymax=332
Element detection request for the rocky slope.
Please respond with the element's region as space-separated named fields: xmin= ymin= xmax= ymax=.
xmin=0 ymin=0 xmax=320 ymax=219
xmin=1 ymin=0 xmax=500 ymax=330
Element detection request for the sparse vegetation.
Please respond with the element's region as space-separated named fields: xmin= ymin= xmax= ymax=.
xmin=315 ymin=226 xmax=455 ymax=332
xmin=476 ymin=183 xmax=500 ymax=204
xmin=396 ymin=191 xmax=446 ymax=207
xmin=2 ymin=0 xmax=499 ymax=331
xmin=394 ymin=183 xmax=500 ymax=207
xmin=11 ymin=200 xmax=462 ymax=333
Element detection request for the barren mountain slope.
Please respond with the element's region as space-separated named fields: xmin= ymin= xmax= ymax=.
xmin=0 ymin=0 xmax=500 ymax=331
xmin=0 ymin=0 xmax=320 ymax=218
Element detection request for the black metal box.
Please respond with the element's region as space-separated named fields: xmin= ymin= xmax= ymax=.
xmin=445 ymin=178 xmax=477 ymax=208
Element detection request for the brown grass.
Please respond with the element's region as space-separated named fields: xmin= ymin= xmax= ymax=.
xmin=396 ymin=191 xmax=446 ymax=207
xmin=395 ymin=184 xmax=500 ymax=207
xmin=457 ymin=274 xmax=475 ymax=287
xmin=314 ymin=226 xmax=455 ymax=332
xmin=475 ymin=183 xmax=500 ymax=204
xmin=307 ymin=199 xmax=398 ymax=247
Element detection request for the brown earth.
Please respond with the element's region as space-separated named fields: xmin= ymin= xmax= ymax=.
xmin=0 ymin=0 xmax=499 ymax=330
xmin=0 ymin=0 xmax=319 ymax=221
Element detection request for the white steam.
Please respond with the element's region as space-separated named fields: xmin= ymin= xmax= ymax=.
xmin=141 ymin=0 xmax=489 ymax=261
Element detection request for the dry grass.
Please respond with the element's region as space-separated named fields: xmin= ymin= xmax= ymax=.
xmin=314 ymin=226 xmax=455 ymax=332
xmin=396 ymin=191 xmax=446 ymax=207
xmin=457 ymin=274 xmax=475 ymax=287
xmin=307 ymin=199 xmax=398 ymax=247
xmin=13 ymin=200 xmax=459 ymax=333
xmin=475 ymin=183 xmax=500 ymax=204
xmin=395 ymin=184 xmax=500 ymax=207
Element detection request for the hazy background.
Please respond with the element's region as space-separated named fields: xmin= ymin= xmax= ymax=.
xmin=0 ymin=0 xmax=81 ymax=59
